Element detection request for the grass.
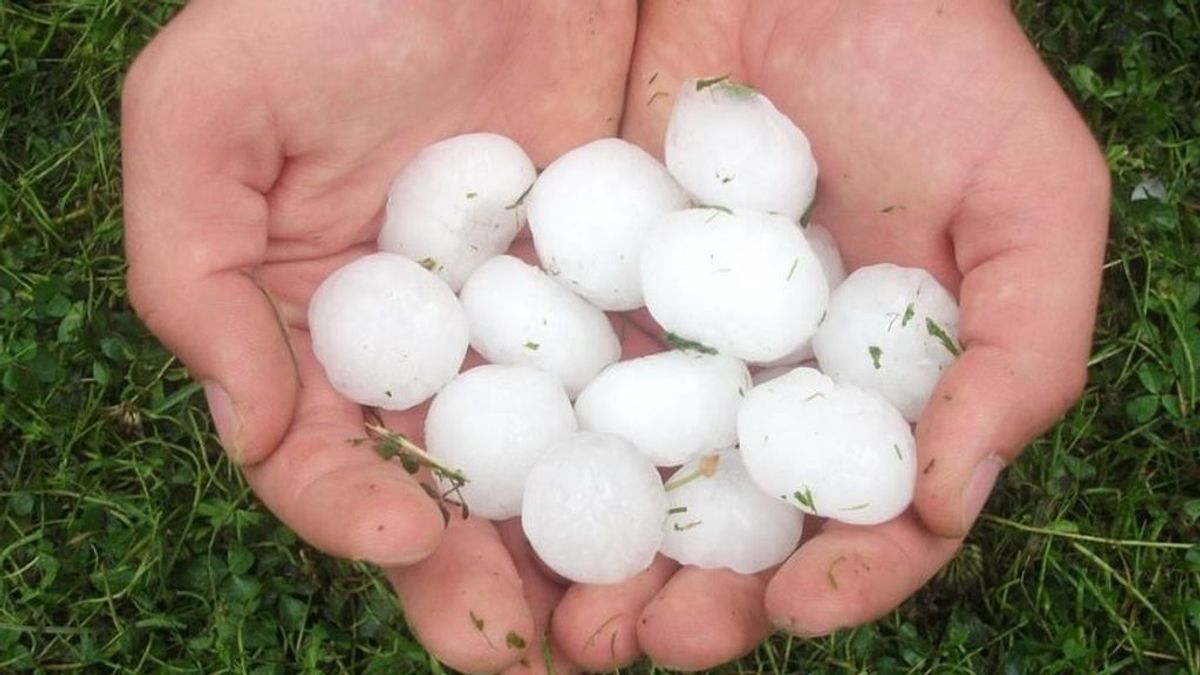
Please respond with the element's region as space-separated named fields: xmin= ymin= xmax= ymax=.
xmin=1 ymin=0 xmax=1197 ymax=672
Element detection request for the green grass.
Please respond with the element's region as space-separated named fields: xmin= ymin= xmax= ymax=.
xmin=1 ymin=0 xmax=1197 ymax=672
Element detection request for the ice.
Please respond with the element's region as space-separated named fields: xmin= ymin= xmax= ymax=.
xmin=527 ymin=138 xmax=689 ymax=310
xmin=574 ymin=350 xmax=751 ymax=467
xmin=307 ymin=253 xmax=467 ymax=410
xmin=640 ymin=208 xmax=828 ymax=362
xmin=459 ymin=255 xmax=621 ymax=398
xmin=378 ymin=133 xmax=536 ymax=291
xmin=522 ymin=432 xmax=668 ymax=584
xmin=660 ymin=448 xmax=804 ymax=574
xmin=425 ymin=364 xmax=577 ymax=519
xmin=665 ymin=76 xmax=817 ymax=221
xmin=738 ymin=367 xmax=917 ymax=526
xmin=812 ymin=263 xmax=960 ymax=421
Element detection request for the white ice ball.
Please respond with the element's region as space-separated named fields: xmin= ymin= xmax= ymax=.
xmin=379 ymin=133 xmax=537 ymax=291
xmin=812 ymin=263 xmax=960 ymax=421
xmin=640 ymin=208 xmax=828 ymax=362
xmin=574 ymin=350 xmax=751 ymax=466
xmin=425 ymin=364 xmax=577 ymax=520
xmin=527 ymin=138 xmax=689 ymax=310
xmin=660 ymin=449 xmax=804 ymax=574
xmin=459 ymin=255 xmax=621 ymax=398
xmin=805 ymin=224 xmax=847 ymax=289
xmin=308 ymin=253 xmax=468 ymax=410
xmin=751 ymin=223 xmax=848 ymax=367
xmin=665 ymin=76 xmax=817 ymax=221
xmin=522 ymin=432 xmax=668 ymax=584
xmin=738 ymin=367 xmax=916 ymax=525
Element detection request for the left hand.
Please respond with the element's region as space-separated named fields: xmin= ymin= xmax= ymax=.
xmin=543 ymin=1 xmax=1111 ymax=670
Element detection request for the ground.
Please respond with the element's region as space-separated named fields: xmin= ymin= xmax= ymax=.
xmin=1 ymin=0 xmax=1197 ymax=672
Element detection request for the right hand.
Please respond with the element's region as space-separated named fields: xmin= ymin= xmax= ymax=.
xmin=122 ymin=1 xmax=637 ymax=671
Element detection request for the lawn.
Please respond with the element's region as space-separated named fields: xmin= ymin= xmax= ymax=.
xmin=1 ymin=0 xmax=1197 ymax=673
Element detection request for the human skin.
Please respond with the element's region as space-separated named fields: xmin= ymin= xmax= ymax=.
xmin=122 ymin=0 xmax=1109 ymax=672
xmin=123 ymin=1 xmax=637 ymax=671
xmin=548 ymin=1 xmax=1109 ymax=671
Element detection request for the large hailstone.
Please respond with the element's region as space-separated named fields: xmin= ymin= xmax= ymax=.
xmin=752 ymin=223 xmax=848 ymax=367
xmin=378 ymin=133 xmax=536 ymax=291
xmin=425 ymin=364 xmax=576 ymax=520
xmin=522 ymin=432 xmax=668 ymax=584
xmin=660 ymin=449 xmax=804 ymax=574
xmin=665 ymin=76 xmax=817 ymax=221
xmin=308 ymin=253 xmax=468 ymax=410
xmin=812 ymin=263 xmax=960 ymax=421
xmin=640 ymin=207 xmax=828 ymax=362
xmin=527 ymin=138 xmax=690 ymax=310
xmin=459 ymin=255 xmax=621 ymax=398
xmin=574 ymin=350 xmax=751 ymax=466
xmin=738 ymin=367 xmax=917 ymax=526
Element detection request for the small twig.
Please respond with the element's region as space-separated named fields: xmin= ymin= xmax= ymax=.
xmin=664 ymin=454 xmax=720 ymax=492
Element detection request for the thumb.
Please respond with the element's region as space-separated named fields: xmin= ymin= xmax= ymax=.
xmin=122 ymin=23 xmax=294 ymax=464
xmin=914 ymin=99 xmax=1110 ymax=538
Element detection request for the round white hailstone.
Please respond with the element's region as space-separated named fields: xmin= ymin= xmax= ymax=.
xmin=527 ymin=138 xmax=690 ymax=310
xmin=738 ymin=367 xmax=917 ymax=526
xmin=660 ymin=449 xmax=804 ymax=574
xmin=308 ymin=253 xmax=468 ymax=410
xmin=640 ymin=208 xmax=828 ymax=362
xmin=812 ymin=263 xmax=960 ymax=422
xmin=378 ymin=133 xmax=537 ymax=291
xmin=574 ymin=351 xmax=752 ymax=467
xmin=806 ymin=224 xmax=847 ymax=288
xmin=425 ymin=364 xmax=577 ymax=520
xmin=664 ymin=76 xmax=817 ymax=221
xmin=522 ymin=431 xmax=668 ymax=584
xmin=750 ymin=224 xmax=847 ymax=367
xmin=459 ymin=255 xmax=621 ymax=398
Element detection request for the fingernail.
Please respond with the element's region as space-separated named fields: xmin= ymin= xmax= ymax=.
xmin=770 ymin=614 xmax=824 ymax=638
xmin=960 ymin=455 xmax=1004 ymax=532
xmin=203 ymin=380 xmax=241 ymax=461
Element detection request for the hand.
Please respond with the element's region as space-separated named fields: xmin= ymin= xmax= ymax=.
xmin=542 ymin=1 xmax=1110 ymax=670
xmin=122 ymin=1 xmax=636 ymax=671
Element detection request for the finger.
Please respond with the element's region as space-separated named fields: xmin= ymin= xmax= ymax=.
xmin=552 ymin=556 xmax=678 ymax=671
xmin=241 ymin=332 xmax=444 ymax=566
xmin=637 ymin=567 xmax=772 ymax=671
xmin=917 ymin=85 xmax=1110 ymax=537
xmin=123 ymin=19 xmax=292 ymax=465
xmin=765 ymin=512 xmax=959 ymax=636
xmin=387 ymin=516 xmax=535 ymax=674
xmin=496 ymin=519 xmax=580 ymax=675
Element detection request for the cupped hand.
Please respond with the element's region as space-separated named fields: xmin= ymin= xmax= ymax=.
xmin=122 ymin=0 xmax=636 ymax=671
xmin=545 ymin=1 xmax=1111 ymax=670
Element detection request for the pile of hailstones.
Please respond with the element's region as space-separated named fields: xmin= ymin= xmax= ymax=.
xmin=310 ymin=76 xmax=961 ymax=584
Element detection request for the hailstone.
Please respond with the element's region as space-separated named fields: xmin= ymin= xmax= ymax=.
xmin=527 ymin=138 xmax=689 ymax=310
xmin=812 ymin=263 xmax=960 ymax=421
xmin=640 ymin=207 xmax=828 ymax=362
xmin=308 ymin=253 xmax=468 ymax=410
xmin=574 ymin=350 xmax=751 ymax=466
xmin=425 ymin=364 xmax=577 ymax=520
xmin=459 ymin=255 xmax=621 ymax=398
xmin=751 ymin=223 xmax=848 ymax=367
xmin=522 ymin=432 xmax=668 ymax=584
xmin=378 ymin=133 xmax=536 ymax=291
xmin=738 ymin=367 xmax=917 ymax=526
xmin=665 ymin=76 xmax=817 ymax=221
xmin=660 ymin=449 xmax=804 ymax=574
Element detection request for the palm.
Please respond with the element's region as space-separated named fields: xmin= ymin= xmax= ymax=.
xmin=127 ymin=1 xmax=1107 ymax=671
xmin=124 ymin=1 xmax=636 ymax=671
xmin=535 ymin=1 xmax=1108 ymax=670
